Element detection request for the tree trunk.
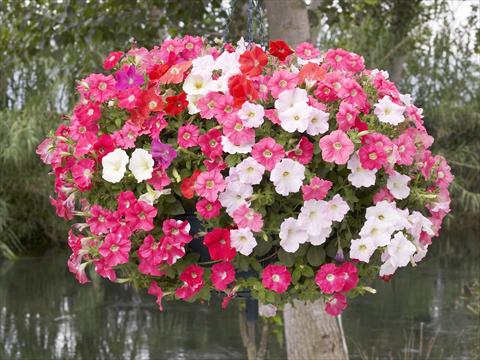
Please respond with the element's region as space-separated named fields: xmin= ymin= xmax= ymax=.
xmin=264 ymin=0 xmax=310 ymax=46
xmin=284 ymin=300 xmax=348 ymax=360
xmin=264 ymin=2 xmax=348 ymax=359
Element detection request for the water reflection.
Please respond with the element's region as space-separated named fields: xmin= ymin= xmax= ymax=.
xmin=0 ymin=227 xmax=478 ymax=359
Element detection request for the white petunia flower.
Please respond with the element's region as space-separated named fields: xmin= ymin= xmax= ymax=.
xmin=359 ymin=219 xmax=391 ymax=247
xmin=238 ymin=101 xmax=265 ymax=128
xmin=365 ymin=201 xmax=401 ymax=232
xmin=407 ymin=211 xmax=434 ymax=241
xmin=102 ymin=148 xmax=129 ymax=183
xmin=274 ymin=88 xmax=309 ymax=113
xmin=129 ymin=148 xmax=154 ymax=182
xmin=186 ymin=94 xmax=202 ymax=114
xmin=270 ymin=158 xmax=305 ymax=196
xmin=379 ymin=259 xmax=397 ymax=277
xmin=350 ymin=237 xmax=376 ymax=263
xmin=306 ymin=107 xmax=329 ymax=136
xmin=307 ymin=226 xmax=332 ymax=246
xmin=182 ymin=73 xmax=212 ymax=96
xmin=236 ymin=157 xmax=265 ymax=185
xmin=278 ymin=103 xmax=312 ymax=133
xmin=191 ymin=54 xmax=216 ymax=74
xmin=298 ymin=200 xmax=333 ymax=236
xmin=387 ymin=232 xmax=416 ymax=267
xmin=221 ymin=136 xmax=254 ymax=154
xmin=279 ymin=217 xmax=308 ymax=253
xmin=219 ymin=181 xmax=253 ymax=215
xmin=231 ymin=228 xmax=257 ymax=256
xmin=347 ymin=153 xmax=377 ymax=188
xmin=139 ymin=188 xmax=171 ymax=205
xmin=328 ymin=194 xmax=350 ymax=222
xmin=214 ymin=51 xmax=240 ymax=78
xmin=374 ymin=96 xmax=405 ymax=125
xmin=387 ymin=171 xmax=411 ymax=200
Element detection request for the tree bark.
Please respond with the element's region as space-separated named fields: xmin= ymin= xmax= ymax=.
xmin=284 ymin=300 xmax=348 ymax=360
xmin=264 ymin=2 xmax=348 ymax=359
xmin=264 ymin=0 xmax=311 ymax=46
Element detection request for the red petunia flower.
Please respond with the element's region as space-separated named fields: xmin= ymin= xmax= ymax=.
xmin=180 ymin=169 xmax=202 ymax=199
xmin=228 ymin=74 xmax=259 ymax=108
xmin=165 ymin=92 xmax=188 ymax=116
xmin=269 ymin=40 xmax=294 ymax=61
xmin=239 ymin=46 xmax=268 ymax=77
xmin=203 ymin=228 xmax=236 ymax=261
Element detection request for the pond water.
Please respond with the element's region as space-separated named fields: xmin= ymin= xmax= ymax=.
xmin=0 ymin=226 xmax=478 ymax=360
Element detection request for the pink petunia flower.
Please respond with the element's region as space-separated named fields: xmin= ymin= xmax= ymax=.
xmin=358 ymin=143 xmax=387 ymax=170
xmin=336 ymin=101 xmax=359 ymax=131
xmin=93 ymin=258 xmax=117 ymax=281
xmin=84 ymin=73 xmax=116 ymax=103
xmin=222 ymin=116 xmax=255 ymax=146
xmin=159 ymin=236 xmax=186 ymax=265
xmin=124 ymin=200 xmax=157 ymax=232
xmin=67 ymin=253 xmax=89 ymax=284
xmin=194 ymin=169 xmax=226 ymax=202
xmin=198 ymin=128 xmax=223 ymax=159
xmin=287 ymin=136 xmax=314 ymax=165
xmin=148 ymin=281 xmax=165 ymax=311
xmin=178 ymin=124 xmax=200 ymax=148
xmin=203 ymin=228 xmax=236 ymax=261
xmin=196 ymin=198 xmax=222 ymax=219
xmin=103 ymin=51 xmax=123 ymax=70
xmin=301 ymin=177 xmax=333 ymax=201
xmin=175 ymin=265 xmax=205 ymax=300
xmin=210 ymin=262 xmax=236 ymax=291
xmin=325 ymin=293 xmax=348 ymax=316
xmin=232 ymin=204 xmax=264 ymax=232
xmin=138 ymin=235 xmax=162 ymax=265
xmin=87 ymin=204 xmax=111 ymax=235
xmin=251 ymin=137 xmax=285 ymax=171
xmin=71 ymin=158 xmax=95 ymax=191
xmin=117 ymin=87 xmax=141 ymax=110
xmin=394 ymin=133 xmax=417 ymax=166
xmin=162 ymin=219 xmax=192 ymax=245
xmin=338 ymin=262 xmax=359 ymax=293
xmin=267 ymin=70 xmax=298 ymax=98
xmin=262 ymin=265 xmax=291 ymax=293
xmin=319 ymin=130 xmax=354 ymax=165
xmin=98 ymin=229 xmax=131 ymax=267
xmin=295 ymin=42 xmax=320 ymax=60
xmin=315 ymin=263 xmax=345 ymax=294
xmin=116 ymin=191 xmax=137 ymax=214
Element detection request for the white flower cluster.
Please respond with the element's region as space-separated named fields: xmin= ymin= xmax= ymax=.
xmin=279 ymin=194 xmax=350 ymax=253
xmin=274 ymin=88 xmax=329 ymax=134
xmin=349 ymin=200 xmax=434 ymax=276
xmin=102 ymin=148 xmax=154 ymax=183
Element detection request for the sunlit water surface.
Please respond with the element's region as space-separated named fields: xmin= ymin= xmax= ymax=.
xmin=0 ymin=227 xmax=478 ymax=359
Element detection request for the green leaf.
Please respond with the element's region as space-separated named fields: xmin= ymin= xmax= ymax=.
xmin=278 ymin=249 xmax=295 ymax=267
xmin=306 ymin=246 xmax=326 ymax=267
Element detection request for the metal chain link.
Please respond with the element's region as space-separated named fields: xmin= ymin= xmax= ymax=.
xmin=222 ymin=0 xmax=267 ymax=48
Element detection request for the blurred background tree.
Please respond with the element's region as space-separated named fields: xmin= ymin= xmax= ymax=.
xmin=0 ymin=0 xmax=478 ymax=259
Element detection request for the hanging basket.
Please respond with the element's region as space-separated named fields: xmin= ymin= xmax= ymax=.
xmin=37 ymin=36 xmax=453 ymax=317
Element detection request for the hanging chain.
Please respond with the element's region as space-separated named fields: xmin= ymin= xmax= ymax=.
xmin=222 ymin=0 xmax=267 ymax=48
xmin=222 ymin=0 xmax=238 ymax=43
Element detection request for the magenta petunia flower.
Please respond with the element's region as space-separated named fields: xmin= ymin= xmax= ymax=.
xmin=315 ymin=263 xmax=345 ymax=294
xmin=151 ymin=138 xmax=177 ymax=169
xmin=115 ymin=65 xmax=144 ymax=91
xmin=262 ymin=265 xmax=291 ymax=293
xmin=210 ymin=262 xmax=235 ymax=291
xmin=325 ymin=293 xmax=348 ymax=316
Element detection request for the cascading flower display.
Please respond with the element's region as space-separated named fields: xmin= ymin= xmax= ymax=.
xmin=37 ymin=37 xmax=453 ymax=317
